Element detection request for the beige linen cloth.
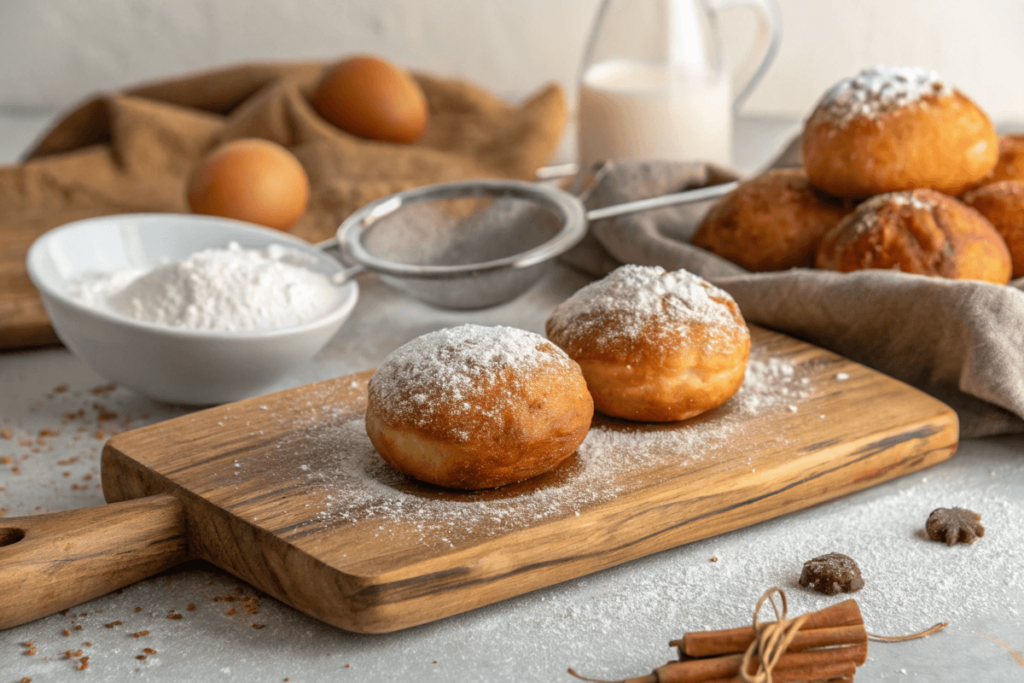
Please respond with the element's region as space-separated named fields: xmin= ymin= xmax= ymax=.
xmin=562 ymin=158 xmax=1024 ymax=439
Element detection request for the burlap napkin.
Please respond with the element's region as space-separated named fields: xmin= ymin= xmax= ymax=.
xmin=14 ymin=62 xmax=567 ymax=242
xmin=563 ymin=159 xmax=1024 ymax=439
xmin=0 ymin=62 xmax=567 ymax=349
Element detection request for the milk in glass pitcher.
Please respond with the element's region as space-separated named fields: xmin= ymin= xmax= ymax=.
xmin=577 ymin=0 xmax=780 ymax=171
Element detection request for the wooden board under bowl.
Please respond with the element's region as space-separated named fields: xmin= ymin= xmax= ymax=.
xmin=0 ymin=326 xmax=958 ymax=633
xmin=0 ymin=218 xmax=60 ymax=349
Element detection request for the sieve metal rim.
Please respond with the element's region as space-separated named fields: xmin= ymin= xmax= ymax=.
xmin=336 ymin=179 xmax=587 ymax=279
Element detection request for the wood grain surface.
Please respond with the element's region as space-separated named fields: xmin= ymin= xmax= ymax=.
xmin=0 ymin=326 xmax=959 ymax=632
xmin=0 ymin=494 xmax=188 ymax=629
xmin=0 ymin=222 xmax=61 ymax=349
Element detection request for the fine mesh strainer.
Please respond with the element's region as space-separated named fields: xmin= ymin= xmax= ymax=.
xmin=321 ymin=177 xmax=736 ymax=310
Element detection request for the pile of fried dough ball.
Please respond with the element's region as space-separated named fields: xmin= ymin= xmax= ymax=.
xmin=694 ymin=65 xmax=1024 ymax=283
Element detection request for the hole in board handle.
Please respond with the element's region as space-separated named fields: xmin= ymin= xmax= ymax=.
xmin=0 ymin=528 xmax=26 ymax=547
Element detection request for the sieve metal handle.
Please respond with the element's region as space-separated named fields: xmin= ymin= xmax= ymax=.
xmin=330 ymin=264 xmax=365 ymax=284
xmin=316 ymin=238 xmax=368 ymax=283
xmin=584 ymin=181 xmax=738 ymax=222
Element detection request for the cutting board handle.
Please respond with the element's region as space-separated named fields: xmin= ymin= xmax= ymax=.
xmin=0 ymin=493 xmax=190 ymax=630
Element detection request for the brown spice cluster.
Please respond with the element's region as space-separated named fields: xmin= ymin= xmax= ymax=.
xmin=213 ymin=586 xmax=261 ymax=615
xmin=136 ymin=647 xmax=157 ymax=661
xmin=799 ymin=552 xmax=865 ymax=595
xmin=926 ymin=507 xmax=984 ymax=546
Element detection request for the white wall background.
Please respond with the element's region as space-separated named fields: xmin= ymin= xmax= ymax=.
xmin=1 ymin=0 xmax=1022 ymax=123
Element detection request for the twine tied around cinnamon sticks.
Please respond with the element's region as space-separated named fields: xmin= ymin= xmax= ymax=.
xmin=739 ymin=588 xmax=808 ymax=683
xmin=568 ymin=586 xmax=949 ymax=683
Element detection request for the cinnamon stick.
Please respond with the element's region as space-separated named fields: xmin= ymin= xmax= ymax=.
xmin=653 ymin=642 xmax=867 ymax=683
xmin=674 ymin=600 xmax=863 ymax=658
xmin=699 ymin=660 xmax=857 ymax=683
xmin=680 ymin=624 xmax=866 ymax=661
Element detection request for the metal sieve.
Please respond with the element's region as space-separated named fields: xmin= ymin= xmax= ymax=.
xmin=320 ymin=177 xmax=737 ymax=310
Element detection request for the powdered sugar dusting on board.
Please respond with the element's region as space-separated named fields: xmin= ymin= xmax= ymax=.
xmin=546 ymin=265 xmax=742 ymax=357
xmin=284 ymin=345 xmax=811 ymax=544
xmin=367 ymin=324 xmax=579 ymax=442
xmin=817 ymin=65 xmax=953 ymax=127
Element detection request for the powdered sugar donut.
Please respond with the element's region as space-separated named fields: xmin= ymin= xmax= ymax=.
xmin=545 ymin=265 xmax=750 ymax=423
xmin=365 ymin=325 xmax=593 ymax=490
xmin=803 ymin=66 xmax=998 ymax=198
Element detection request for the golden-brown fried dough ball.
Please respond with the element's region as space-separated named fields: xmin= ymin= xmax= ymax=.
xmin=546 ymin=265 xmax=750 ymax=423
xmin=815 ymin=189 xmax=1011 ymax=284
xmin=366 ymin=325 xmax=593 ymax=489
xmin=803 ymin=66 xmax=998 ymax=199
xmin=979 ymin=135 xmax=1024 ymax=186
xmin=692 ymin=169 xmax=852 ymax=271
xmin=963 ymin=180 xmax=1024 ymax=278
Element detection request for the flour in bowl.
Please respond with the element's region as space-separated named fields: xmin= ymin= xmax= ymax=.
xmin=69 ymin=242 xmax=345 ymax=332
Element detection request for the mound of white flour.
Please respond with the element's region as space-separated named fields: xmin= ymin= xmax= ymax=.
xmin=70 ymin=242 xmax=344 ymax=332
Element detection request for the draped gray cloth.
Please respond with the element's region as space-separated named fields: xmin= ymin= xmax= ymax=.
xmin=561 ymin=159 xmax=1024 ymax=438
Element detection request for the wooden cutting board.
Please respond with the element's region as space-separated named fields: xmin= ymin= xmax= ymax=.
xmin=0 ymin=218 xmax=62 ymax=349
xmin=0 ymin=326 xmax=958 ymax=633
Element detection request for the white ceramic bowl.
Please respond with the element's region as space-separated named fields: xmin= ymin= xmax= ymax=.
xmin=26 ymin=214 xmax=359 ymax=405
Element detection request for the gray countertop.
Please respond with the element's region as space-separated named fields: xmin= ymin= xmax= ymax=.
xmin=1 ymin=112 xmax=1022 ymax=682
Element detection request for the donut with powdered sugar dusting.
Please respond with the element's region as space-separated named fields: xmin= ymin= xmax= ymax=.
xmin=365 ymin=325 xmax=593 ymax=489
xmin=546 ymin=265 xmax=750 ymax=423
xmin=803 ymin=66 xmax=997 ymax=199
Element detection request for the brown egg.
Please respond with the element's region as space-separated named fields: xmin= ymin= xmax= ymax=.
xmin=312 ymin=55 xmax=428 ymax=144
xmin=187 ymin=139 xmax=310 ymax=231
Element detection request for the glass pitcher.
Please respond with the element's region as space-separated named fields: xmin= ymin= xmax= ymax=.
xmin=577 ymin=0 xmax=780 ymax=172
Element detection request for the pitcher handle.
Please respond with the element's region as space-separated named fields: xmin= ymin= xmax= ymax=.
xmin=711 ymin=0 xmax=782 ymax=111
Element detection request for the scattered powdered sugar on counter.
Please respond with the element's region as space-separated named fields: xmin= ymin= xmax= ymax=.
xmin=501 ymin=459 xmax=1024 ymax=678
xmin=69 ymin=241 xmax=344 ymax=332
xmin=816 ymin=65 xmax=953 ymax=127
xmin=286 ymin=347 xmax=810 ymax=543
